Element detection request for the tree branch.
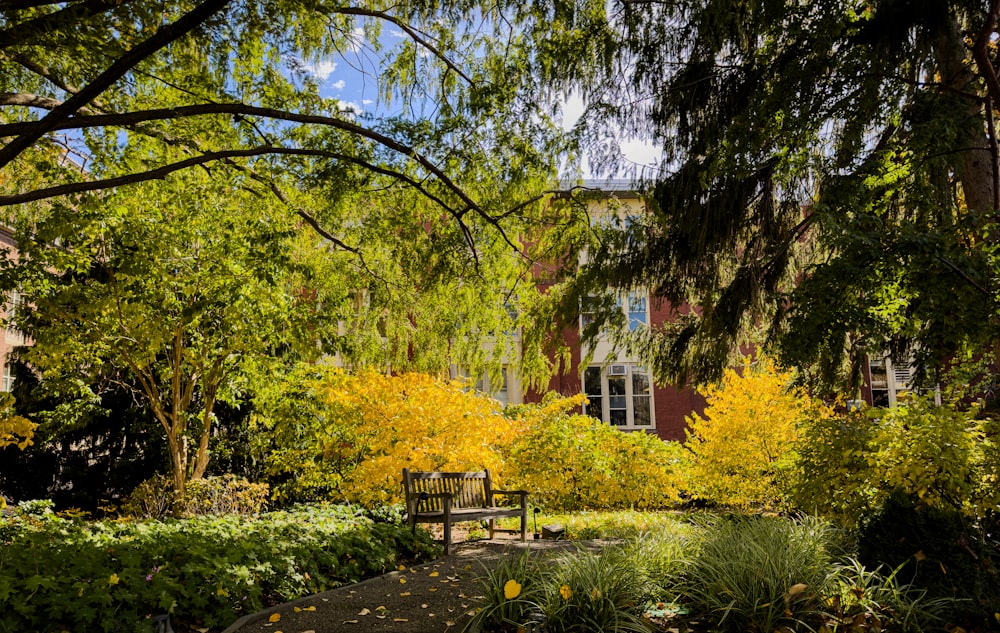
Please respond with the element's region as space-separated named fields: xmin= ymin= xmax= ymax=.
xmin=330 ymin=7 xmax=474 ymax=85
xmin=0 ymin=0 xmax=131 ymax=48
xmin=0 ymin=91 xmax=95 ymax=114
xmin=0 ymin=0 xmax=231 ymax=170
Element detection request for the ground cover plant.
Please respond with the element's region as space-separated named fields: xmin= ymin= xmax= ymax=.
xmin=468 ymin=515 xmax=956 ymax=633
xmin=0 ymin=503 xmax=438 ymax=633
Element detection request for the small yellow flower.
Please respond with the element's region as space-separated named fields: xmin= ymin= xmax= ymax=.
xmin=559 ymin=585 xmax=573 ymax=600
xmin=503 ymin=579 xmax=522 ymax=600
xmin=216 ymin=586 xmax=229 ymax=597
xmin=590 ymin=587 xmax=602 ymax=600
xmin=108 ymin=573 xmax=119 ymax=586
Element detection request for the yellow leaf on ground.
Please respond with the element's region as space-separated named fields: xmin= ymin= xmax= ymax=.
xmin=429 ymin=571 xmax=439 ymax=577
xmin=343 ymin=620 xmax=359 ymax=624
xmin=398 ymin=564 xmax=406 ymax=571
xmin=294 ymin=607 xmax=301 ymax=613
xmin=787 ymin=583 xmax=808 ymax=597
xmin=393 ymin=618 xmax=408 ymax=622
xmin=400 ymin=592 xmax=411 ymax=596
xmin=359 ymin=608 xmax=371 ymax=616
xmin=429 ymin=587 xmax=438 ymax=592
xmin=268 ymin=613 xmax=281 ymax=623
xmin=399 ymin=577 xmax=407 ymax=584
xmin=303 ymin=606 xmax=316 ymax=611
xmin=503 ymin=579 xmax=522 ymax=600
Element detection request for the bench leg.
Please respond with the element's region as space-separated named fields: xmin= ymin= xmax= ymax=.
xmin=443 ymin=502 xmax=452 ymax=556
xmin=520 ymin=507 xmax=527 ymax=542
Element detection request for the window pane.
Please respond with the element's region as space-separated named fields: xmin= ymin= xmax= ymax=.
xmin=584 ymin=367 xmax=603 ymax=394
xmin=608 ymin=375 xmax=626 ymax=396
xmin=869 ymin=359 xmax=888 ymax=390
xmin=628 ymin=293 xmax=647 ymax=330
xmin=585 ymin=397 xmax=603 ymax=421
xmin=609 ymin=395 xmax=627 ymax=409
xmin=609 ymin=408 xmax=627 ymax=426
xmin=631 ymin=369 xmax=650 ymax=396
xmin=633 ymin=397 xmax=651 ymax=426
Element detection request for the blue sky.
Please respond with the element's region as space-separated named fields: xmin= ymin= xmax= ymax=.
xmin=292 ymin=30 xmax=662 ymax=180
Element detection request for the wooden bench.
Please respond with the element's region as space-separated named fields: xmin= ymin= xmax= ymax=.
xmin=402 ymin=468 xmax=528 ymax=555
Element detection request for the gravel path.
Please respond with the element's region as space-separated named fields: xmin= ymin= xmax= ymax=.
xmin=222 ymin=535 xmax=608 ymax=633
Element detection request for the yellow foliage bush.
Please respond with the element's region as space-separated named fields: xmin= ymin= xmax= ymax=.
xmin=260 ymin=366 xmax=517 ymax=505
xmin=506 ymin=394 xmax=685 ymax=510
xmin=684 ymin=357 xmax=831 ymax=509
xmin=0 ymin=392 xmax=35 ymax=451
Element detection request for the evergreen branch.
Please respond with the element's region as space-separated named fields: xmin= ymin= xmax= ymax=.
xmin=0 ymin=0 xmax=232 ymax=170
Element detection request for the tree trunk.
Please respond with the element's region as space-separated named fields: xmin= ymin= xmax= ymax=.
xmin=934 ymin=12 xmax=997 ymax=216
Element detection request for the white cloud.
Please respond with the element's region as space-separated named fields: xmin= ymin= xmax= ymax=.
xmin=338 ymin=100 xmax=364 ymax=115
xmin=362 ymin=99 xmax=374 ymax=105
xmin=331 ymin=79 xmax=346 ymax=90
xmin=302 ymin=59 xmax=337 ymax=81
xmin=347 ymin=27 xmax=365 ymax=53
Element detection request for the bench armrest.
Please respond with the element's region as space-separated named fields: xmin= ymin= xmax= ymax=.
xmin=492 ymin=490 xmax=528 ymax=506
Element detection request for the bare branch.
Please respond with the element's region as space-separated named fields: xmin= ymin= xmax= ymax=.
xmin=0 ymin=0 xmax=232 ymax=170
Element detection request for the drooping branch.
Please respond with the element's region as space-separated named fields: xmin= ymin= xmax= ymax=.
xmin=0 ymin=0 xmax=232 ymax=170
xmin=330 ymin=7 xmax=474 ymax=85
xmin=0 ymin=102 xmax=521 ymax=251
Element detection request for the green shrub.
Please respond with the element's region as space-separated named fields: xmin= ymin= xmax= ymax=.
xmin=507 ymin=405 xmax=685 ymax=511
xmin=792 ymin=397 xmax=989 ymax=523
xmin=0 ymin=503 xmax=439 ymax=632
xmin=857 ymin=491 xmax=999 ymax=629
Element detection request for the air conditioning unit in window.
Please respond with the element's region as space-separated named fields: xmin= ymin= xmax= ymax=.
xmin=608 ymin=364 xmax=628 ymax=376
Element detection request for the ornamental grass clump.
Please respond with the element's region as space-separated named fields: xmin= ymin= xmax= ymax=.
xmin=677 ymin=515 xmax=839 ymax=633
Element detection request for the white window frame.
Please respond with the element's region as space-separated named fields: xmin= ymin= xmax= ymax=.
xmin=1 ymin=362 xmax=14 ymax=392
xmin=868 ymin=355 xmax=941 ymax=407
xmin=453 ymin=366 xmax=511 ymax=406
xmin=582 ymin=364 xmax=654 ymax=430
xmin=579 ymin=291 xmax=650 ymax=334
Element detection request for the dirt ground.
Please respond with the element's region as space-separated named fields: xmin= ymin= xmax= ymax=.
xmin=221 ymin=531 xmax=604 ymax=633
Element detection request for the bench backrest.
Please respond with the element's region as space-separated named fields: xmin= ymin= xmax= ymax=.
xmin=402 ymin=469 xmax=494 ymax=512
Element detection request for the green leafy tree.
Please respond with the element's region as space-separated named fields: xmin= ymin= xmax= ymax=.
xmin=551 ymin=0 xmax=1000 ymax=388
xmin=0 ymin=172 xmax=321 ymax=496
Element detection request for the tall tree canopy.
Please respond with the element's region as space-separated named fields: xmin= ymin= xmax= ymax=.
xmin=560 ymin=0 xmax=1000 ymax=389
xmin=0 ymin=0 xmax=579 ymax=250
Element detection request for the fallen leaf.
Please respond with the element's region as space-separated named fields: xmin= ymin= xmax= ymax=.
xmin=268 ymin=613 xmax=281 ymax=623
xmin=914 ymin=550 xmax=927 ymax=561
xmin=398 ymin=564 xmax=406 ymax=571
xmin=464 ymin=565 xmax=472 ymax=570
xmin=375 ymin=606 xmax=388 ymax=613
xmin=446 ymin=621 xmax=456 ymax=627
xmin=394 ymin=618 xmax=409 ymax=622
xmin=788 ymin=583 xmax=808 ymax=597
xmin=400 ymin=591 xmax=411 ymax=596
xmin=503 ymin=579 xmax=522 ymax=599
xmin=422 ymin=604 xmax=429 ymax=608
xmin=399 ymin=577 xmax=407 ymax=584
xmin=560 ymin=585 xmax=573 ymax=600
xmin=303 ymin=606 xmax=316 ymax=611
xmin=343 ymin=620 xmax=359 ymax=624
xmin=294 ymin=607 xmax=302 ymax=613
xmin=429 ymin=571 xmax=440 ymax=577
xmin=359 ymin=608 xmax=371 ymax=616
xmin=429 ymin=587 xmax=439 ymax=593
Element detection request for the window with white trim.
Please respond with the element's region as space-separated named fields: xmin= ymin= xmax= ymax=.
xmin=868 ymin=355 xmax=940 ymax=407
xmin=582 ymin=364 xmax=653 ymax=429
xmin=454 ymin=366 xmax=510 ymax=406
xmin=580 ymin=292 xmax=649 ymax=334
xmin=1 ymin=363 xmax=14 ymax=392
